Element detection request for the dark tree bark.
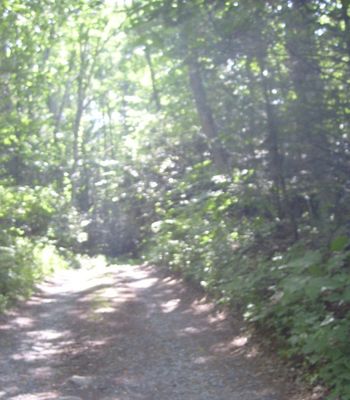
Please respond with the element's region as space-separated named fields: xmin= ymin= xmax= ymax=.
xmin=284 ymin=0 xmax=333 ymax=232
xmin=145 ymin=45 xmax=161 ymax=112
xmin=186 ymin=53 xmax=229 ymax=174
xmin=285 ymin=0 xmax=330 ymax=160
xmin=341 ymin=0 xmax=350 ymax=63
xmin=257 ymin=53 xmax=299 ymax=240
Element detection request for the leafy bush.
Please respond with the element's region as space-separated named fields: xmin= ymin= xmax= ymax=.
xmin=0 ymin=185 xmax=58 ymax=236
xmin=0 ymin=183 xmax=70 ymax=311
xmin=243 ymin=245 xmax=350 ymax=400
xmin=147 ymin=165 xmax=350 ymax=399
xmin=0 ymin=239 xmax=69 ymax=310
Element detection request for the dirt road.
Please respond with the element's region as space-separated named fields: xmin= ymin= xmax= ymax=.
xmin=0 ymin=262 xmax=310 ymax=400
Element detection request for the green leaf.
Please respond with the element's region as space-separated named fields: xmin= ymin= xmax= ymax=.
xmin=287 ymin=250 xmax=322 ymax=270
xmin=331 ymin=236 xmax=349 ymax=252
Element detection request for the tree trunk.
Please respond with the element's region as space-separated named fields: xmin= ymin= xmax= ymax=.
xmin=186 ymin=53 xmax=229 ymax=174
xmin=257 ymin=54 xmax=299 ymax=240
xmin=145 ymin=45 xmax=161 ymax=112
xmin=285 ymin=0 xmax=330 ymax=160
xmin=285 ymin=0 xmax=332 ymax=231
xmin=341 ymin=0 xmax=350 ymax=63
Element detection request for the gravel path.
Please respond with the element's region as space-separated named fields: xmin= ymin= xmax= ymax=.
xmin=0 ymin=262 xmax=310 ymax=400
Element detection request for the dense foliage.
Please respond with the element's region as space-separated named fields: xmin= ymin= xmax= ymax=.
xmin=1 ymin=0 xmax=350 ymax=397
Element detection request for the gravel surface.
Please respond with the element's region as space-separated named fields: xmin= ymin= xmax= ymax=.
xmin=0 ymin=262 xmax=311 ymax=400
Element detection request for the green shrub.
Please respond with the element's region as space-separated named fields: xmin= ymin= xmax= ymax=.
xmin=148 ymin=190 xmax=350 ymax=399
xmin=0 ymin=239 xmax=69 ymax=308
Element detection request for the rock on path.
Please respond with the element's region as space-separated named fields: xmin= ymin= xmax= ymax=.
xmin=0 ymin=262 xmax=309 ymax=400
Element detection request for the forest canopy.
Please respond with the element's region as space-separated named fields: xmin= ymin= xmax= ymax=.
xmin=1 ymin=0 xmax=350 ymax=398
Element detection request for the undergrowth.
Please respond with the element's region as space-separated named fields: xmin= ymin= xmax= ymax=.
xmin=0 ymin=239 xmax=70 ymax=311
xmin=149 ymin=225 xmax=350 ymax=399
xmin=0 ymin=184 xmax=72 ymax=311
xmin=146 ymin=166 xmax=350 ymax=400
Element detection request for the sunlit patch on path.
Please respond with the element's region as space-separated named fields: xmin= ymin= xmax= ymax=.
xmin=0 ymin=260 xmax=309 ymax=400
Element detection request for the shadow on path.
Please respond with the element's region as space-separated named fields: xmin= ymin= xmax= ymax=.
xmin=0 ymin=264 xmax=307 ymax=400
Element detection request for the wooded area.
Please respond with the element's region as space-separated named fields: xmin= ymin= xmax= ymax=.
xmin=1 ymin=0 xmax=350 ymax=398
